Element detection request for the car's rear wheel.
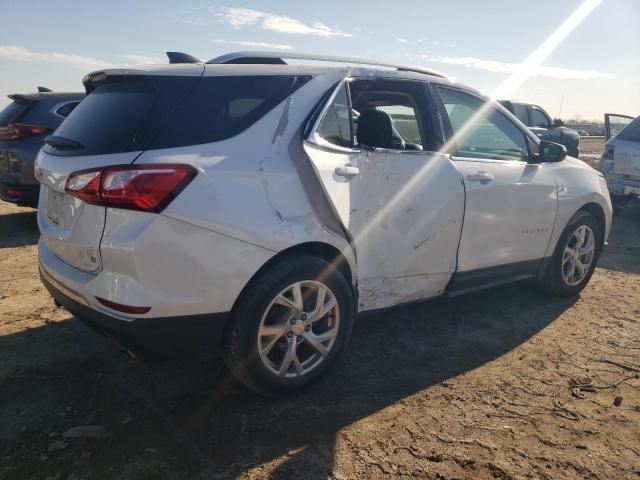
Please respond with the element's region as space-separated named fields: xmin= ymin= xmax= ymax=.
xmin=538 ymin=210 xmax=602 ymax=296
xmin=222 ymin=254 xmax=354 ymax=396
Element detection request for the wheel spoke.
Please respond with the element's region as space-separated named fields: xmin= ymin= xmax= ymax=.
xmin=302 ymin=331 xmax=329 ymax=356
xmin=306 ymin=286 xmax=337 ymax=324
xmin=259 ymin=325 xmax=286 ymax=355
xmin=258 ymin=280 xmax=341 ymax=378
xmin=275 ymin=290 xmax=302 ymax=315
xmin=574 ymin=260 xmax=585 ymax=279
xmin=259 ymin=324 xmax=287 ymax=337
xmin=315 ymin=327 xmax=339 ymax=343
xmin=575 ymin=227 xmax=586 ymax=248
xmin=278 ymin=339 xmax=298 ymax=376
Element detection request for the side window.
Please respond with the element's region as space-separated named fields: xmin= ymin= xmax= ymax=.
xmin=530 ymin=107 xmax=551 ymax=129
xmin=316 ymin=84 xmax=352 ymax=147
xmin=56 ymin=101 xmax=80 ymax=117
xmin=512 ymin=104 xmax=530 ymax=126
xmin=438 ymin=87 xmax=529 ymax=162
xmin=350 ymin=79 xmax=430 ymax=151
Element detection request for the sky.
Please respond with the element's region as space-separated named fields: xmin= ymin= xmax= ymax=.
xmin=0 ymin=0 xmax=638 ymax=121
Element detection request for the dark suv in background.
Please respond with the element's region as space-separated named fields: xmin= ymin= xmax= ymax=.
xmin=0 ymin=87 xmax=84 ymax=207
xmin=499 ymin=100 xmax=580 ymax=158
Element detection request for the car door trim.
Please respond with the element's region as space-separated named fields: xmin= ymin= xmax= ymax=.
xmin=446 ymin=258 xmax=544 ymax=296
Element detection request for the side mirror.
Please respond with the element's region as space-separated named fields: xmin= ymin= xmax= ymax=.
xmin=538 ymin=140 xmax=567 ymax=163
xmin=553 ymin=118 xmax=565 ymax=127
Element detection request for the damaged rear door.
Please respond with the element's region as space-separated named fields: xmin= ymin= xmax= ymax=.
xmin=304 ymin=78 xmax=465 ymax=310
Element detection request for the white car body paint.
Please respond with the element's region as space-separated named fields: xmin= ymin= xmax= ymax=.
xmin=35 ymin=60 xmax=612 ymax=326
xmin=453 ymin=157 xmax=558 ymax=271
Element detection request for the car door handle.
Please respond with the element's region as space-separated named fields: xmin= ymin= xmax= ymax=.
xmin=467 ymin=171 xmax=494 ymax=184
xmin=335 ymin=165 xmax=360 ymax=178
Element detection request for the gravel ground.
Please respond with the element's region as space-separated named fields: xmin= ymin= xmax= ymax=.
xmin=1 ymin=140 xmax=639 ymax=480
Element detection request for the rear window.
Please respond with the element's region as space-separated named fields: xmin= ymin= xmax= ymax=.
xmin=617 ymin=116 xmax=640 ymax=142
xmin=0 ymin=100 xmax=28 ymax=126
xmin=45 ymin=75 xmax=310 ymax=156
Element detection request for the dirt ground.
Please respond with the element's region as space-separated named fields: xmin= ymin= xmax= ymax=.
xmin=1 ymin=140 xmax=639 ymax=480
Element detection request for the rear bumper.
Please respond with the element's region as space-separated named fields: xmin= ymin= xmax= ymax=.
xmin=605 ymin=174 xmax=640 ymax=197
xmin=0 ymin=181 xmax=39 ymax=206
xmin=39 ymin=261 xmax=229 ymax=354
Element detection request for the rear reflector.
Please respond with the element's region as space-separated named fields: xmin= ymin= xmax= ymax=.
xmin=6 ymin=189 xmax=22 ymax=197
xmin=65 ymin=164 xmax=197 ymax=212
xmin=96 ymin=297 xmax=151 ymax=314
xmin=0 ymin=123 xmax=48 ymax=141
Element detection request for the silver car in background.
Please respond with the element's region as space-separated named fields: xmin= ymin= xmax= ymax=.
xmin=599 ymin=113 xmax=640 ymax=205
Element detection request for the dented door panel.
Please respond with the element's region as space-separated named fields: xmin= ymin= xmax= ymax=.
xmin=305 ymin=143 xmax=465 ymax=311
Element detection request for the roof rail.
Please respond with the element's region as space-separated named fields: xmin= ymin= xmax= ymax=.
xmin=166 ymin=52 xmax=202 ymax=64
xmin=207 ymin=51 xmax=448 ymax=79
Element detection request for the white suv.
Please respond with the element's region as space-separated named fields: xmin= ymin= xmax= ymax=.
xmin=36 ymin=52 xmax=612 ymax=395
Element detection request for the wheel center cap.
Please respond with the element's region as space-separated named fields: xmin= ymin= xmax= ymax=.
xmin=291 ymin=321 xmax=305 ymax=336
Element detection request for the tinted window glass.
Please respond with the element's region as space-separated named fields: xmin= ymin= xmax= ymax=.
xmin=45 ymin=77 xmax=169 ymax=156
xmin=439 ymin=87 xmax=529 ymax=161
xmin=0 ymin=100 xmax=27 ymax=126
xmin=44 ymin=75 xmax=308 ymax=156
xmin=512 ymin=104 xmax=529 ymax=125
xmin=56 ymin=101 xmax=80 ymax=117
xmin=317 ymin=84 xmax=352 ymax=147
xmin=151 ymin=75 xmax=310 ymax=150
xmin=530 ymin=108 xmax=550 ymax=128
xmin=617 ymin=116 xmax=640 ymax=142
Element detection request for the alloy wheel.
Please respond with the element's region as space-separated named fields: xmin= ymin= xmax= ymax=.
xmin=257 ymin=280 xmax=340 ymax=378
xmin=562 ymin=225 xmax=595 ymax=286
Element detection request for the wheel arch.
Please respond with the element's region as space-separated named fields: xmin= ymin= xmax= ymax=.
xmin=230 ymin=241 xmax=357 ymax=316
xmin=539 ymin=201 xmax=607 ymax=280
xmin=577 ymin=202 xmax=607 ymax=245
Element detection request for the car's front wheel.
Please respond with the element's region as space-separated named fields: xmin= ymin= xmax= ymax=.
xmin=539 ymin=210 xmax=602 ymax=296
xmin=222 ymin=254 xmax=355 ymax=396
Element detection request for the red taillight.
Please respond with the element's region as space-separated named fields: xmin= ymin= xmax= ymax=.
xmin=0 ymin=123 xmax=48 ymax=141
xmin=65 ymin=164 xmax=197 ymax=212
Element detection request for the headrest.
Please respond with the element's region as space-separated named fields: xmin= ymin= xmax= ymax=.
xmin=357 ymin=109 xmax=395 ymax=149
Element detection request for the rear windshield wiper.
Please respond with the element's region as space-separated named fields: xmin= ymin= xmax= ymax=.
xmin=45 ymin=135 xmax=84 ymax=150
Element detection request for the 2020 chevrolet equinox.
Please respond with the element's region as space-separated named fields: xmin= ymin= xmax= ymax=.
xmin=36 ymin=52 xmax=612 ymax=395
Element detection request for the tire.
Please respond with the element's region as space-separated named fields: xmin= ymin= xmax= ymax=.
xmin=222 ymin=254 xmax=355 ymax=396
xmin=538 ymin=210 xmax=602 ymax=297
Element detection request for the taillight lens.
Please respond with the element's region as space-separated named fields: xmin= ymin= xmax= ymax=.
xmin=0 ymin=123 xmax=48 ymax=141
xmin=65 ymin=164 xmax=197 ymax=212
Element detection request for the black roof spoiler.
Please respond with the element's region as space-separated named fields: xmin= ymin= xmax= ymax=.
xmin=166 ymin=52 xmax=202 ymax=64
xmin=37 ymin=86 xmax=53 ymax=93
